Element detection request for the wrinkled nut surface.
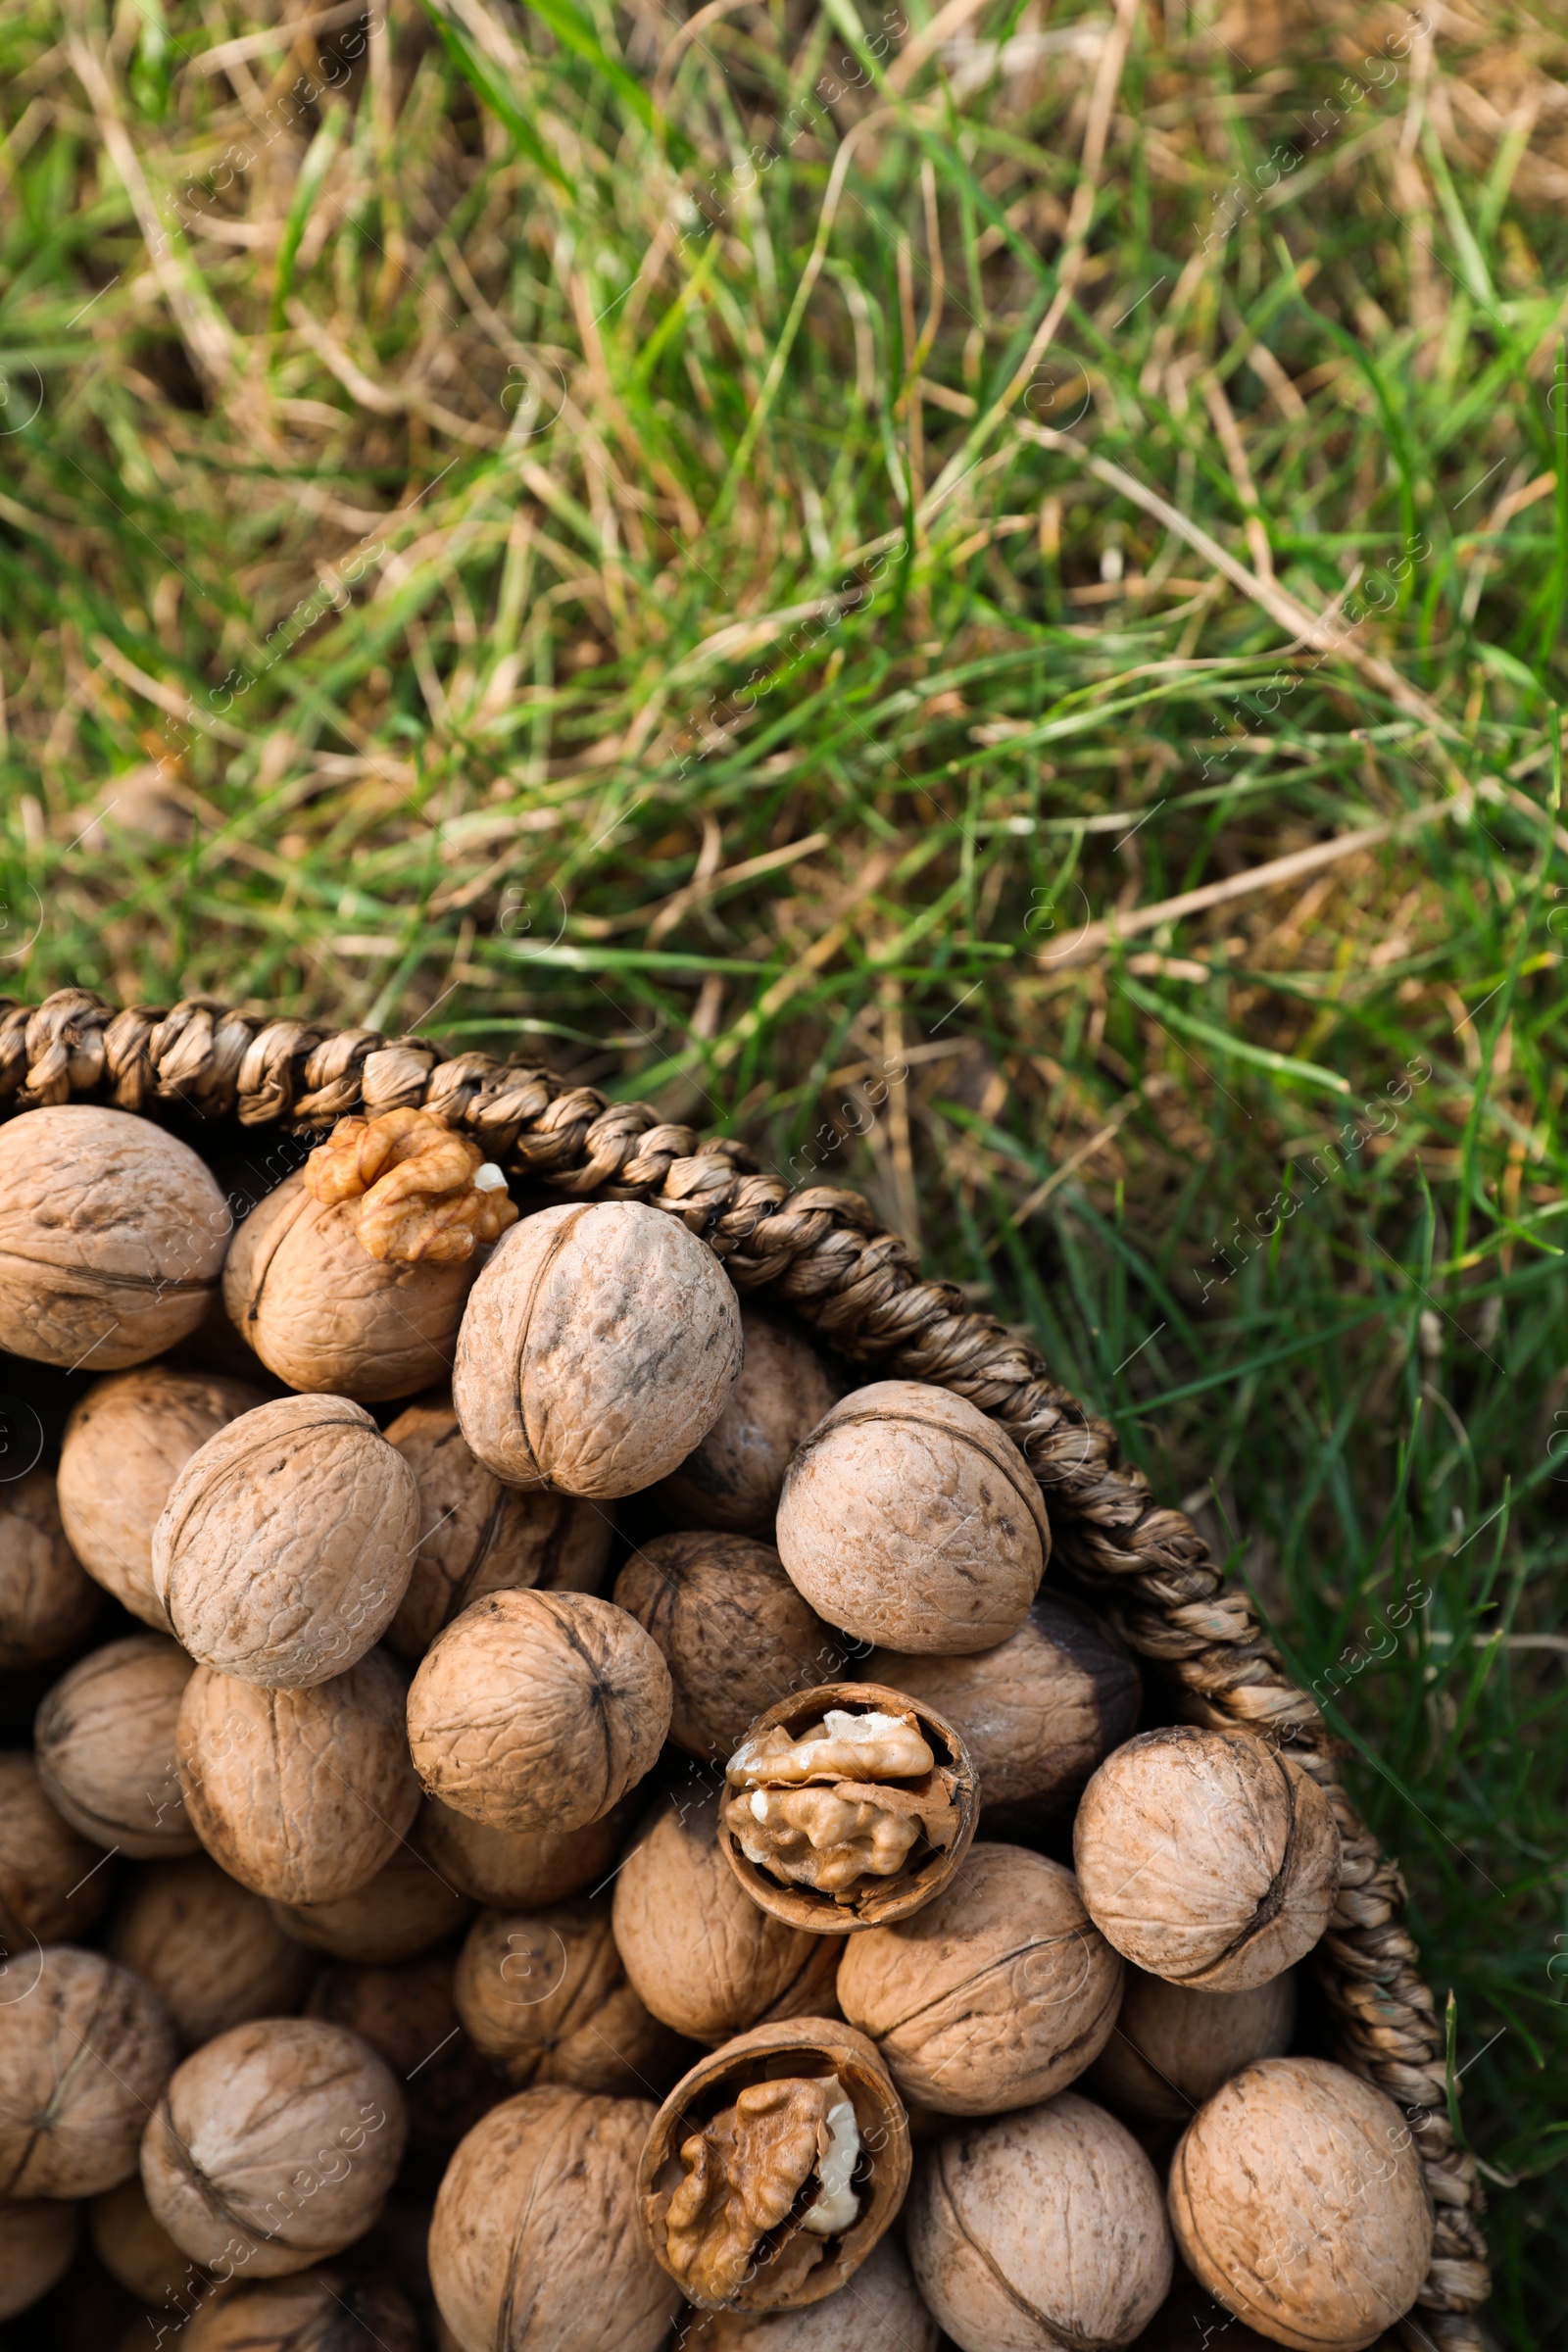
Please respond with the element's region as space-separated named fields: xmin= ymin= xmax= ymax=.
xmin=1167 ymin=2058 xmax=1434 ymax=2351
xmin=58 ymin=1366 xmax=267 ymax=1628
xmin=183 ymin=2268 xmax=422 ymax=2352
xmin=452 ymin=1200 xmax=744 ymax=1495
xmin=430 ymin=2086 xmax=678 ymax=2352
xmin=223 ymin=1168 xmax=481 ymax=1402
xmin=269 ymin=1828 xmax=474 ymax=1963
xmin=776 ymin=1382 xmax=1050 ymax=1653
xmin=384 ymin=1391 xmax=611 ymax=1660
xmin=176 ymin=1650 xmax=420 ymax=1906
xmin=307 ymin=1956 xmax=499 ymax=2180
xmin=656 ymin=1307 xmax=843 ymax=1536
xmin=614 ymin=1787 xmax=842 ymax=2047
xmin=34 ymin=1633 xmax=196 ymax=1857
xmin=907 ymin=2092 xmax=1173 ymax=2352
xmin=0 ymin=1944 xmax=176 ymax=2198
xmin=152 ymin=1394 xmax=419 ymax=1688
xmin=838 ymin=1843 xmax=1124 ymax=2117
xmin=456 ymin=1895 xmax=682 ymax=2096
xmin=613 ymin=1533 xmax=847 ymax=1763
xmin=140 ymin=2018 xmax=408 ymax=2278
xmin=1074 ymin=1728 xmax=1342 ymax=1992
xmin=676 ymin=2230 xmax=939 ymax=2351
xmin=90 ymin=2175 xmax=191 ymax=2304
xmin=1087 ymin=1965 xmax=1297 ymax=2121
xmin=0 ymin=1750 xmax=115 ymax=1947
xmin=720 ymin=1684 xmax=977 ymax=1932
xmin=0 ymin=1464 xmax=101 ymax=1667
xmin=0 ymin=2197 xmax=78 ymax=2322
xmin=305 ymin=1107 xmax=518 ymax=1265
xmin=109 ymin=1854 xmax=317 ymax=2048
xmin=417 ymin=1791 xmax=627 ymax=1911
xmin=407 ymin=1589 xmax=672 ymax=1835
xmin=0 ymin=1104 xmax=230 ymax=1368
xmin=639 ymin=2018 xmax=910 ymax=2316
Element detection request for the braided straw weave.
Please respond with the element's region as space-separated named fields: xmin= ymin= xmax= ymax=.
xmin=1 ymin=988 xmax=1489 ymax=2345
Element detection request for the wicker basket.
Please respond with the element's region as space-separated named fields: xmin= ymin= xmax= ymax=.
xmin=0 ymin=986 xmax=1492 ymax=2348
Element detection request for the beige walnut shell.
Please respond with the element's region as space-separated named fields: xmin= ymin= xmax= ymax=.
xmin=0 ymin=2197 xmax=79 ymax=2320
xmin=1167 ymin=2058 xmax=1434 ymax=2351
xmin=677 ymin=2230 xmax=939 ymax=2351
xmin=1087 ymin=1965 xmax=1297 ymax=2121
xmin=0 ymin=1944 xmax=177 ymax=2197
xmin=865 ymin=1590 xmax=1141 ymax=1834
xmin=109 ymin=1854 xmax=316 ymax=2048
xmin=140 ymin=2017 xmax=408 ymax=2278
xmin=418 ymin=1791 xmax=629 ymax=1910
xmin=383 ymin=1390 xmax=612 ymax=1660
xmin=838 ymin=1843 xmax=1124 ymax=2117
xmin=34 ymin=1633 xmax=197 ymax=1857
xmin=223 ymin=1168 xmax=480 ymax=1402
xmin=613 ymin=1786 xmax=842 ymax=2047
xmin=183 ymin=2268 xmax=422 ymax=2352
xmin=655 ymin=1307 xmax=843 ymax=1535
xmin=0 ymin=1105 xmax=230 ymax=1368
xmin=176 ymin=1650 xmax=420 ymax=1906
xmin=407 ymin=1589 xmax=672 ymax=1834
xmin=58 ymin=1364 xmax=267 ymax=1627
xmin=455 ymin=1895 xmax=685 ymax=2095
xmin=907 ymin=2091 xmax=1173 ymax=2350
xmin=270 ymin=1825 xmax=474 ymax=1962
xmin=775 ymin=1382 xmax=1050 ymax=1653
xmin=90 ymin=2175 xmax=191 ymax=2305
xmin=613 ymin=1533 xmax=847 ymax=1763
xmin=451 ymin=1200 xmax=744 ymax=1495
xmin=307 ymin=1955 xmax=500 ymax=2182
xmin=152 ymin=1394 xmax=420 ymax=1688
xmin=1074 ymin=1728 xmax=1342 ymax=1992
xmin=0 ymin=1751 xmax=115 ymax=1947
xmin=0 ymin=1465 xmax=101 ymax=1667
xmin=430 ymin=2086 xmax=679 ymax=2352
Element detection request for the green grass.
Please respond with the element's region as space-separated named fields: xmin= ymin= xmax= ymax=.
xmin=4 ymin=0 xmax=1568 ymax=2335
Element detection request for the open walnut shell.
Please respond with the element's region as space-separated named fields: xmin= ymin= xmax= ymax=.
xmin=718 ymin=1684 xmax=977 ymax=1935
xmin=637 ymin=2018 xmax=910 ymax=2317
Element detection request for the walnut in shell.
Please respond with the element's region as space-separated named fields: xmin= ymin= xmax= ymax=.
xmin=719 ymin=1684 xmax=977 ymax=1932
xmin=639 ymin=2018 xmax=910 ymax=2314
xmin=837 ymin=1843 xmax=1124 ymax=2116
xmin=675 ymin=2230 xmax=939 ymax=2351
xmin=183 ymin=2268 xmax=422 ymax=2352
xmin=34 ymin=1633 xmax=197 ymax=1857
xmin=0 ymin=1944 xmax=176 ymax=2197
xmin=1074 ymin=1728 xmax=1341 ymax=1992
xmin=406 ymin=1589 xmax=672 ymax=1834
xmin=455 ymin=1894 xmax=685 ymax=2095
xmin=152 ymin=1394 xmax=419 ymax=1688
xmin=452 ymin=1200 xmax=744 ymax=1495
xmin=0 ymin=1465 xmax=101 ymax=1668
xmin=57 ymin=1364 xmax=267 ymax=1627
xmin=307 ymin=1955 xmax=499 ymax=2184
xmin=1086 ymin=1964 xmax=1297 ymax=2120
xmin=383 ymin=1389 xmax=612 ymax=1660
xmin=907 ymin=2091 xmax=1173 ymax=2350
xmin=418 ymin=1791 xmax=628 ymax=1910
xmin=1167 ymin=2058 xmax=1434 ymax=2350
xmin=140 ymin=2017 xmax=407 ymax=2278
xmin=0 ymin=1751 xmax=115 ymax=1947
xmin=655 ymin=1307 xmax=843 ymax=1535
xmin=270 ymin=1825 xmax=474 ymax=1962
xmin=0 ymin=1104 xmax=230 ymax=1368
xmin=176 ymin=1650 xmax=420 ymax=1906
xmin=430 ymin=2085 xmax=679 ymax=2352
xmin=108 ymin=1854 xmax=317 ymax=2047
xmin=0 ymin=2197 xmax=79 ymax=2321
xmin=90 ymin=2175 xmax=191 ymax=2305
xmin=775 ymin=1382 xmax=1050 ymax=1653
xmin=613 ymin=1533 xmax=848 ymax=1764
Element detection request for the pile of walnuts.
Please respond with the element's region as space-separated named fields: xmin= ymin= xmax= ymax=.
xmin=0 ymin=1104 xmax=1433 ymax=2352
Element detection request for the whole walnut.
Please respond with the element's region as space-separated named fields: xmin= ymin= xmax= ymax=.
xmin=613 ymin=1787 xmax=841 ymax=2046
xmin=0 ymin=1944 xmax=176 ymax=2197
xmin=0 ymin=2196 xmax=79 ymax=2320
xmin=307 ymin=1955 xmax=499 ymax=2180
xmin=34 ymin=1634 xmax=197 ymax=1857
xmin=613 ymin=1533 xmax=847 ymax=1763
xmin=0 ymin=1105 xmax=230 ymax=1368
xmin=141 ymin=2017 xmax=408 ymax=2277
xmin=1087 ymin=1965 xmax=1297 ymax=2120
xmin=152 ymin=1394 xmax=419 ymax=1688
xmin=776 ymin=1382 xmax=1050 ymax=1652
xmin=1074 ymin=1728 xmax=1341 ymax=1992
xmin=907 ymin=2092 xmax=1173 ymax=2350
xmin=676 ymin=2230 xmax=938 ymax=2351
xmin=270 ymin=1825 xmax=474 ymax=1962
xmin=90 ymin=2175 xmax=191 ymax=2304
xmin=383 ymin=1390 xmax=612 ymax=1660
xmin=838 ymin=1843 xmax=1124 ymax=2116
xmin=419 ymin=1790 xmax=628 ymax=1909
xmin=184 ymin=2269 xmax=422 ymax=2352
xmin=430 ymin=2086 xmax=679 ymax=2352
xmin=655 ymin=1307 xmax=843 ymax=1535
xmin=452 ymin=1200 xmax=744 ymax=1495
xmin=109 ymin=1854 xmax=317 ymax=2046
xmin=0 ymin=1751 xmax=115 ymax=1946
xmin=0 ymin=1465 xmax=101 ymax=1667
xmin=176 ymin=1650 xmax=420 ymax=1905
xmin=456 ymin=1894 xmax=685 ymax=2095
xmin=407 ymin=1589 xmax=672 ymax=1834
xmin=1167 ymin=2058 xmax=1434 ymax=2349
xmin=865 ymin=1590 xmax=1141 ymax=1836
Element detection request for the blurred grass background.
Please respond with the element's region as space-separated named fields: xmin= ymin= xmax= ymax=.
xmin=2 ymin=0 xmax=1567 ymax=2335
